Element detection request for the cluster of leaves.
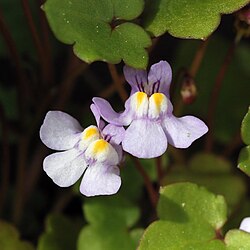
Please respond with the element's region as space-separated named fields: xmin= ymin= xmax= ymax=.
xmin=43 ymin=0 xmax=249 ymax=68
xmin=2 ymin=181 xmax=250 ymax=249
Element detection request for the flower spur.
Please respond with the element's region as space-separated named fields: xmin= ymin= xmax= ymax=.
xmin=93 ymin=61 xmax=208 ymax=159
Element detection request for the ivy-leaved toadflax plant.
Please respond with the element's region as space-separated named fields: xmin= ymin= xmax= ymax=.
xmin=93 ymin=61 xmax=208 ymax=159
xmin=39 ymin=104 xmax=124 ymax=196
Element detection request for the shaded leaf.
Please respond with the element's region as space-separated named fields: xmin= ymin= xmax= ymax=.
xmin=37 ymin=214 xmax=81 ymax=250
xmin=83 ymin=196 xmax=139 ymax=228
xmin=0 ymin=220 xmax=34 ymax=250
xmin=77 ymin=225 xmax=136 ymax=250
xmin=78 ymin=196 xmax=141 ymax=250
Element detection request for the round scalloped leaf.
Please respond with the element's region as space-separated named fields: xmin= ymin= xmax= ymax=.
xmin=138 ymin=183 xmax=228 ymax=249
xmin=138 ymin=220 xmax=218 ymax=250
xmin=37 ymin=214 xmax=80 ymax=250
xmin=238 ymin=146 xmax=250 ymax=177
xmin=0 ymin=221 xmax=34 ymax=250
xmin=241 ymin=107 xmax=250 ymax=145
xmin=83 ymin=196 xmax=139 ymax=228
xmin=158 ymin=183 xmax=227 ymax=229
xmin=162 ymin=153 xmax=246 ymax=213
xmin=77 ymin=225 xmax=137 ymax=250
xmin=143 ymin=0 xmax=249 ymax=39
xmin=43 ymin=0 xmax=151 ymax=69
xmin=225 ymin=230 xmax=250 ymax=249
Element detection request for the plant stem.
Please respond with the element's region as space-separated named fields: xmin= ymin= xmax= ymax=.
xmin=0 ymin=104 xmax=10 ymax=215
xmin=189 ymin=38 xmax=210 ymax=77
xmin=13 ymin=136 xmax=28 ymax=223
xmin=37 ymin=0 xmax=54 ymax=84
xmin=108 ymin=64 xmax=128 ymax=102
xmin=174 ymin=39 xmax=209 ymax=116
xmin=222 ymin=132 xmax=242 ymax=157
xmin=51 ymin=191 xmax=74 ymax=213
xmin=131 ymin=156 xmax=158 ymax=208
xmin=155 ymin=156 xmax=164 ymax=185
xmin=0 ymin=6 xmax=28 ymax=120
xmin=205 ymin=42 xmax=236 ymax=152
xmin=21 ymin=0 xmax=50 ymax=85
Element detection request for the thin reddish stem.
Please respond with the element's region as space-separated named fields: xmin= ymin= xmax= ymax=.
xmin=189 ymin=38 xmax=210 ymax=77
xmin=174 ymin=39 xmax=210 ymax=116
xmin=205 ymin=42 xmax=236 ymax=152
xmin=222 ymin=132 xmax=242 ymax=157
xmin=108 ymin=64 xmax=128 ymax=102
xmin=21 ymin=0 xmax=49 ymax=84
xmin=131 ymin=156 xmax=158 ymax=208
xmin=0 ymin=6 xmax=28 ymax=120
xmin=155 ymin=156 xmax=164 ymax=185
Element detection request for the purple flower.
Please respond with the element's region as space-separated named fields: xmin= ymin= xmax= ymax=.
xmin=93 ymin=61 xmax=208 ymax=159
xmin=39 ymin=105 xmax=124 ymax=196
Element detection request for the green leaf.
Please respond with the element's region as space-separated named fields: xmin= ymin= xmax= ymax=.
xmin=37 ymin=214 xmax=81 ymax=250
xmin=143 ymin=0 xmax=249 ymax=39
xmin=162 ymin=153 xmax=246 ymax=213
xmin=138 ymin=182 xmax=227 ymax=249
xmin=44 ymin=0 xmax=151 ymax=68
xmin=0 ymin=220 xmax=34 ymax=250
xmin=225 ymin=230 xmax=250 ymax=249
xmin=130 ymin=228 xmax=144 ymax=247
xmin=158 ymin=182 xmax=227 ymax=229
xmin=83 ymin=196 xmax=139 ymax=228
xmin=241 ymin=107 xmax=250 ymax=145
xmin=77 ymin=225 xmax=137 ymax=250
xmin=238 ymin=146 xmax=250 ymax=177
xmin=78 ymin=196 xmax=141 ymax=250
xmin=139 ymin=220 xmax=218 ymax=250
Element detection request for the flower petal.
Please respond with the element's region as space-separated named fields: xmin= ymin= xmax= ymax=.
xmin=102 ymin=124 xmax=125 ymax=145
xmin=92 ymin=97 xmax=133 ymax=126
xmin=123 ymin=65 xmax=147 ymax=95
xmin=240 ymin=217 xmax=250 ymax=233
xmin=147 ymin=61 xmax=172 ymax=97
xmin=85 ymin=139 xmax=119 ymax=165
xmin=40 ymin=111 xmax=82 ymax=150
xmin=80 ymin=163 xmax=121 ymax=196
xmin=43 ymin=149 xmax=87 ymax=187
xmin=90 ymin=104 xmax=105 ymax=130
xmin=163 ymin=115 xmax=208 ymax=148
xmin=122 ymin=119 xmax=168 ymax=158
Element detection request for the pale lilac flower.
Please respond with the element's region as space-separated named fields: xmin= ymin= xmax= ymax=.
xmin=39 ymin=105 xmax=124 ymax=196
xmin=240 ymin=217 xmax=250 ymax=233
xmin=93 ymin=61 xmax=208 ymax=158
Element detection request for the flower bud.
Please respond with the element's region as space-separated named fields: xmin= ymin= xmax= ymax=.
xmin=180 ymin=73 xmax=197 ymax=105
xmin=234 ymin=5 xmax=250 ymax=40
